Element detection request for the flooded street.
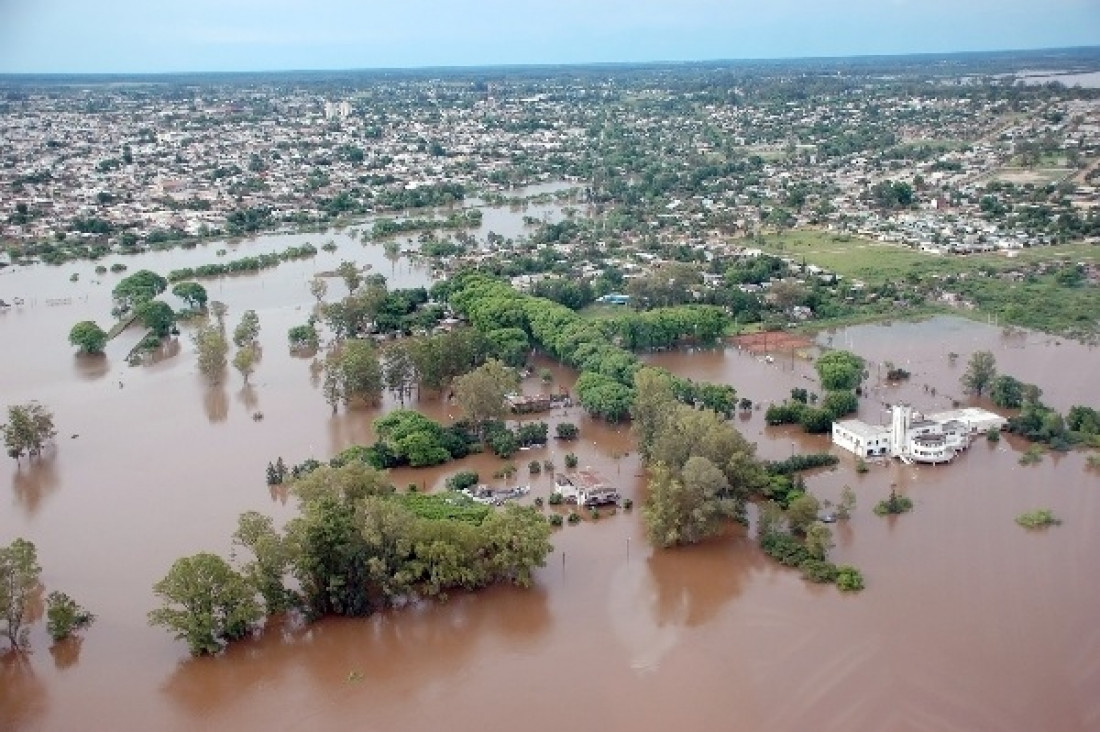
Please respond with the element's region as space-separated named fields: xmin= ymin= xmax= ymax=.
xmin=2 ymin=229 xmax=1099 ymax=730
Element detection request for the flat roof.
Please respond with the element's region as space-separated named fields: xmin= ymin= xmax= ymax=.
xmin=928 ymin=407 xmax=1007 ymax=425
xmin=834 ymin=419 xmax=889 ymax=440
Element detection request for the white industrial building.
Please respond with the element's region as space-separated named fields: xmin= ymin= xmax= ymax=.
xmin=832 ymin=404 xmax=1007 ymax=465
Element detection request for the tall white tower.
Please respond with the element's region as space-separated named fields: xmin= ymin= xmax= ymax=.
xmin=890 ymin=404 xmax=912 ymax=458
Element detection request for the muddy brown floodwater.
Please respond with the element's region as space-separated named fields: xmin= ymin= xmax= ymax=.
xmin=1 ymin=227 xmax=1098 ymax=731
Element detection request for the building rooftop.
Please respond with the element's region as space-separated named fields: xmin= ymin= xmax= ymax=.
xmin=833 ymin=419 xmax=889 ymax=441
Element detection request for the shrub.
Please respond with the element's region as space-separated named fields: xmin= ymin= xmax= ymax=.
xmin=490 ymin=429 xmax=518 ymax=458
xmin=873 ymin=489 xmax=913 ymax=516
xmin=548 ymin=492 xmax=564 ymax=506
xmin=555 ymin=422 xmax=579 ymax=440
xmin=1015 ymin=509 xmax=1061 ymax=529
xmin=622 ymin=498 xmax=634 ymax=510
xmin=542 ymin=459 xmax=555 ymax=472
xmin=46 ymin=592 xmax=95 ymax=641
xmin=589 ymin=508 xmax=600 ymax=520
xmin=567 ymin=511 xmax=581 ymax=524
xmin=835 ymin=565 xmax=865 ymax=592
xmin=986 ymin=427 xmax=1000 ymax=443
xmin=533 ymin=496 xmax=545 ymax=508
xmin=492 ymin=463 xmax=517 ymax=480
xmin=799 ymin=559 xmax=839 ymax=584
xmin=564 ymin=452 xmax=578 ymax=469
xmin=1019 ymin=445 xmax=1044 ymax=465
xmin=760 ymin=531 xmax=811 ymax=567
xmin=765 ymin=453 xmax=840 ymax=475
xmin=528 ymin=460 xmax=542 ymax=475
xmin=855 ymin=457 xmax=869 ymax=474
xmin=445 ymin=470 xmax=480 ymax=492
xmin=548 ymin=514 xmax=564 ymax=527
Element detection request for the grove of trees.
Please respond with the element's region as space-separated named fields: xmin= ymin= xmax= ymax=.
xmin=149 ymin=461 xmax=553 ymax=655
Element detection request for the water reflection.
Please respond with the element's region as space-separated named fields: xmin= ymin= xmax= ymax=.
xmin=12 ymin=454 xmax=60 ymax=517
xmin=236 ymin=385 xmax=259 ymax=414
xmin=161 ymin=586 xmax=550 ymax=723
xmin=73 ymin=352 xmax=110 ymax=381
xmin=49 ymin=636 xmax=84 ymax=671
xmin=609 ymin=532 xmax=761 ymax=672
xmin=0 ymin=654 xmax=47 ymax=730
xmin=202 ymin=384 xmax=229 ymax=423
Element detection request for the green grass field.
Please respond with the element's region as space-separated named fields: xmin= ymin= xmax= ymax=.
xmin=758 ymin=231 xmax=1098 ymax=284
xmin=756 ymin=230 xmax=1098 ymax=338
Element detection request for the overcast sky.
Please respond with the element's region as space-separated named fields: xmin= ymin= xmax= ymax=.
xmin=1 ymin=0 xmax=1098 ymax=74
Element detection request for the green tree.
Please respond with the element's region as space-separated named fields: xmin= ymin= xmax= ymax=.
xmin=821 ymin=390 xmax=858 ymax=418
xmin=148 ymin=553 xmax=263 ymax=657
xmin=452 ymin=359 xmax=519 ymax=432
xmin=815 ymin=350 xmax=864 ymax=391
xmin=134 ymin=300 xmax=176 ymax=338
xmin=2 ymin=402 xmax=57 ymax=460
xmin=45 ymin=591 xmax=95 ymax=642
xmin=288 ymin=322 xmax=319 ymax=352
xmin=0 ymin=538 xmax=41 ymax=650
xmin=309 ymin=277 xmax=328 ymax=303
xmin=68 ymin=320 xmax=108 ymax=354
xmin=786 ymin=494 xmax=821 ymax=535
xmin=112 ymin=269 xmax=167 ymax=310
xmin=233 ymin=310 xmax=261 ymax=349
xmin=171 ymin=282 xmax=208 ymax=310
xmin=643 ymin=459 xmax=733 ymax=548
xmin=835 ymin=565 xmax=865 ymax=592
xmin=323 ymin=339 xmax=383 ymax=412
xmin=631 ymin=367 xmax=678 ymax=460
xmin=193 ymin=320 xmax=229 ymax=384
xmin=232 ymin=512 xmax=296 ymax=612
xmin=989 ymin=374 xmax=1024 ymax=409
xmin=962 ymin=350 xmax=997 ymax=398
xmin=382 ymin=342 xmax=416 ymax=405
xmin=335 ymin=260 xmax=362 ymax=293
xmin=837 ymin=485 xmax=857 ymax=520
xmin=804 ymin=522 xmax=834 ymax=561
xmin=233 ymin=345 xmax=257 ymax=384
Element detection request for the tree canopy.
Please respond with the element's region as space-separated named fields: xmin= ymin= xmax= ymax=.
xmin=2 ymin=402 xmax=57 ymax=460
xmin=68 ymin=320 xmax=108 ymax=354
xmin=0 ymin=538 xmax=41 ymax=651
xmin=962 ymin=350 xmax=997 ymax=397
xmin=148 ymin=553 xmax=263 ymax=657
xmin=112 ymin=269 xmax=167 ymax=310
xmin=815 ymin=350 xmax=865 ymax=391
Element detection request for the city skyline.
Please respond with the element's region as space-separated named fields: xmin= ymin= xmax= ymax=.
xmin=1 ymin=0 xmax=1099 ymax=75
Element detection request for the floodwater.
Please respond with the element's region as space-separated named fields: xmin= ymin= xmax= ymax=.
xmin=2 ymin=225 xmax=1099 ymax=731
xmin=1019 ymin=70 xmax=1100 ymax=89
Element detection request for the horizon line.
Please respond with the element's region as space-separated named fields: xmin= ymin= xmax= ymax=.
xmin=2 ymin=43 xmax=1099 ymax=79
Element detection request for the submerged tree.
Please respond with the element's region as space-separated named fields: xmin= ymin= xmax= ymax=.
xmin=643 ymin=459 xmax=735 ymax=548
xmin=233 ymin=309 xmax=261 ymax=349
xmin=68 ymin=320 xmax=108 ymax=355
xmin=452 ymin=358 xmax=519 ymax=432
xmin=322 ymin=339 xmax=383 ymax=412
xmin=148 ymin=553 xmax=263 ymax=657
xmin=0 ymin=538 xmax=41 ymax=651
xmin=45 ymin=592 xmax=95 ymax=642
xmin=171 ymin=282 xmax=208 ymax=310
xmin=961 ymin=350 xmax=997 ymax=397
xmin=2 ymin=402 xmax=57 ymax=460
xmin=233 ymin=345 xmax=257 ymax=385
xmin=193 ymin=320 xmax=229 ymax=384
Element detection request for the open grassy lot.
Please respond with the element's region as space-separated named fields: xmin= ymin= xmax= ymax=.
xmin=756 ymin=230 xmax=1099 ymax=338
xmin=757 ymin=230 xmax=1098 ymax=284
xmin=983 ymin=166 xmax=1075 ymax=185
